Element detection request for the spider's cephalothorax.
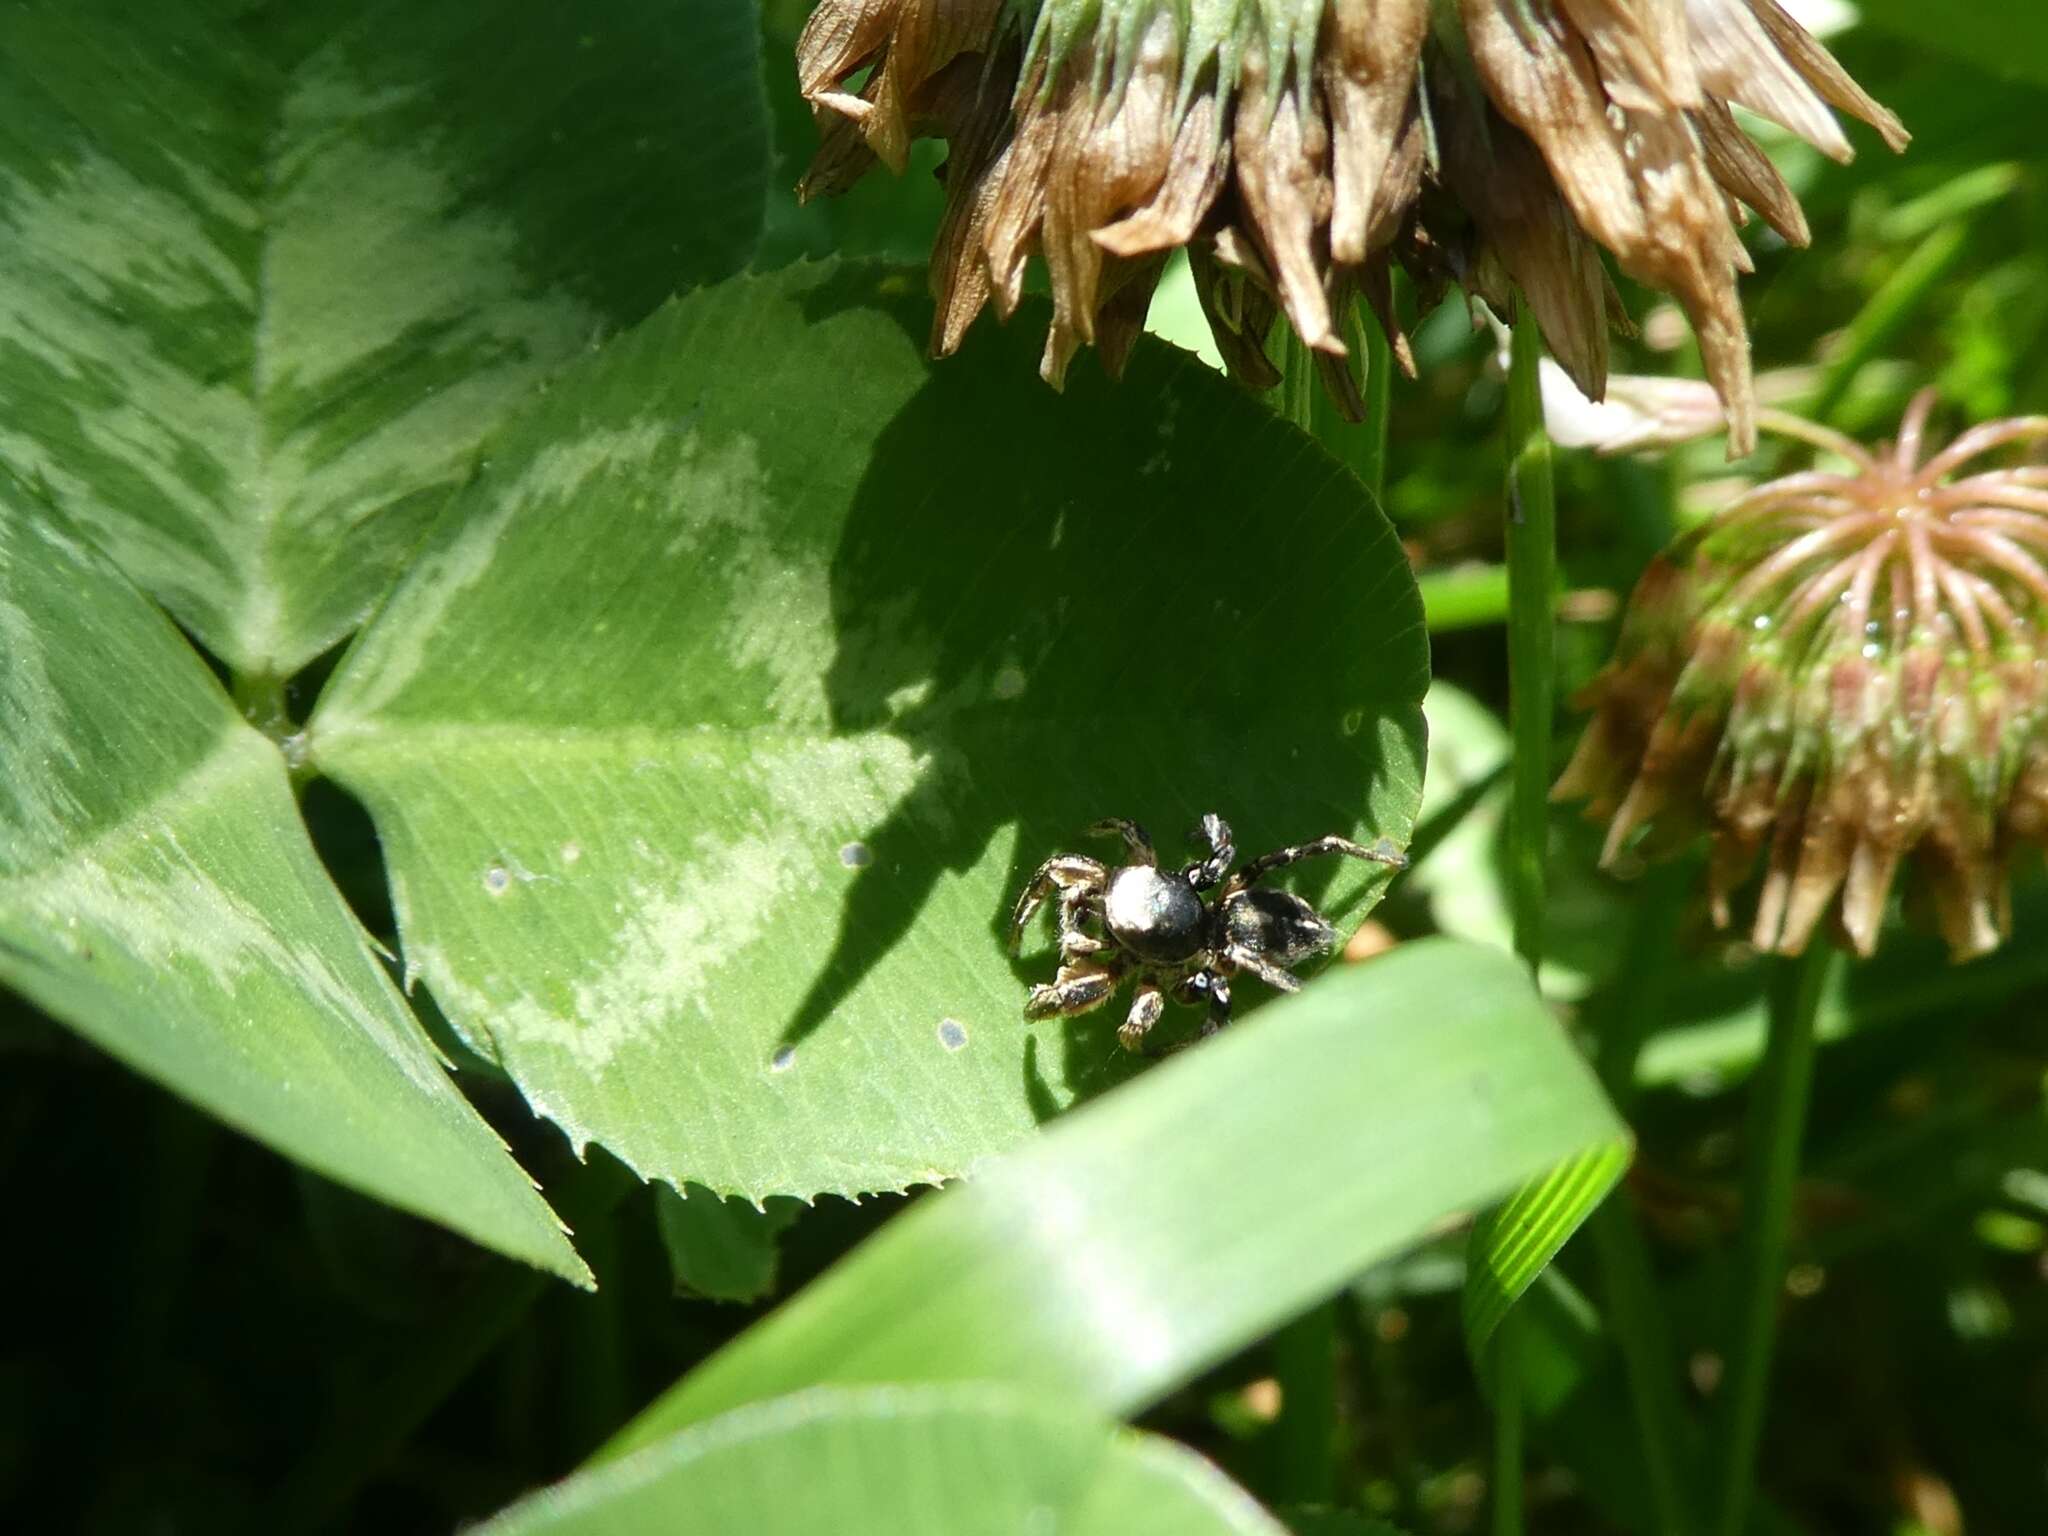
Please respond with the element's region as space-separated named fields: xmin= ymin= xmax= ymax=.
xmin=1008 ymin=814 xmax=1405 ymax=1052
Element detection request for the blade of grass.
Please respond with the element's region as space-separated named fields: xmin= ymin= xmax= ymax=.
xmin=596 ymin=939 xmax=1626 ymax=1461
xmin=1711 ymin=943 xmax=1840 ymax=1536
xmin=1805 ymin=221 xmax=1972 ymax=428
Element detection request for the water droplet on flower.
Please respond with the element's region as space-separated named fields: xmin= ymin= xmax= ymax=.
xmin=839 ymin=841 xmax=872 ymax=868
xmin=1341 ymin=708 xmax=1365 ymax=736
xmin=992 ymin=664 xmax=1027 ymax=700
xmin=770 ymin=1047 xmax=797 ymax=1073
xmin=937 ymin=1019 xmax=969 ymax=1052
xmin=483 ymin=864 xmax=510 ymax=895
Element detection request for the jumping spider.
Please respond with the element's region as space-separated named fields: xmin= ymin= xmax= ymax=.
xmin=1008 ymin=813 xmax=1405 ymax=1051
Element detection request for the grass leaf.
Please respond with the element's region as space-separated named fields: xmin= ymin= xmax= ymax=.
xmin=600 ymin=939 xmax=1623 ymax=1455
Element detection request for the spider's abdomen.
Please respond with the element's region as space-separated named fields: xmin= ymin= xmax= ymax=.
xmin=1223 ymin=888 xmax=1336 ymax=966
xmin=1103 ymin=865 xmax=1205 ymax=962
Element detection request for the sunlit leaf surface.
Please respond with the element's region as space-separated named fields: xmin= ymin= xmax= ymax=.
xmin=310 ymin=261 xmax=1429 ymax=1201
xmin=0 ymin=503 xmax=586 ymax=1282
xmin=0 ymin=0 xmax=766 ymax=676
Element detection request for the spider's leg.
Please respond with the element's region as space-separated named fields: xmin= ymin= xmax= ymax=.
xmin=1198 ymin=971 xmax=1233 ymax=1037
xmin=1009 ymin=855 xmax=1106 ymax=951
xmin=1118 ymin=982 xmax=1167 ymax=1053
xmin=1178 ymin=812 xmax=1235 ymax=890
xmin=1087 ymin=818 xmax=1157 ymax=866
xmin=1224 ymin=945 xmax=1304 ymax=993
xmin=1024 ymin=959 xmax=1124 ymax=1021
xmin=1224 ymin=834 xmax=1406 ymax=895
xmin=1054 ymin=886 xmax=1105 ymax=961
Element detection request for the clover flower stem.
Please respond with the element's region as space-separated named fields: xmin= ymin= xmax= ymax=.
xmin=1504 ymin=313 xmax=1558 ymax=974
xmin=1266 ymin=328 xmax=1346 ymax=1507
xmin=1492 ymin=310 xmax=1557 ymax=1536
xmin=1587 ymin=860 xmax=1699 ymax=1536
xmin=1712 ymin=942 xmax=1840 ymax=1536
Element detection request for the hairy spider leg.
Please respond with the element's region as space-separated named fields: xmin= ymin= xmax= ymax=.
xmin=1170 ymin=968 xmax=1234 ymax=1034
xmin=1224 ymin=834 xmax=1406 ymax=895
xmin=1024 ymin=958 xmax=1124 ymax=1020
xmin=1199 ymin=971 xmax=1233 ymax=1035
xmin=1055 ymin=884 xmax=1105 ymax=962
xmin=1087 ymin=817 xmax=1157 ymax=866
xmin=1008 ymin=854 xmax=1106 ymax=951
xmin=1179 ymin=812 xmax=1235 ymax=890
xmin=1118 ymin=983 xmax=1166 ymax=1052
xmin=1223 ymin=946 xmax=1305 ymax=992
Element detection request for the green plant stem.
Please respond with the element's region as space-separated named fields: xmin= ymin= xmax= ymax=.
xmin=1490 ymin=1316 xmax=1524 ymax=1536
xmin=232 ymin=668 xmax=292 ymax=741
xmin=1268 ymin=309 xmax=1394 ymax=1509
xmin=1711 ymin=943 xmax=1839 ymax=1536
xmin=1503 ymin=314 xmax=1557 ymax=975
xmin=1272 ymin=1302 xmax=1340 ymax=1503
xmin=1492 ymin=311 xmax=1556 ymax=1536
xmin=1587 ymin=861 xmax=1697 ymax=1536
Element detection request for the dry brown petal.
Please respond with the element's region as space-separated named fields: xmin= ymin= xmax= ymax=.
xmin=1092 ymin=92 xmax=1230 ymax=258
xmin=1356 ymin=255 xmax=1417 ymax=378
xmin=795 ymin=0 xmax=898 ymax=104
xmin=1685 ymin=0 xmax=1855 ymax=162
xmin=1920 ymin=840 xmax=2008 ymax=960
xmin=981 ymin=83 xmax=1061 ymax=319
xmin=1557 ymin=0 xmax=1700 ymax=112
xmin=799 ymin=107 xmax=881 ymax=203
xmin=1744 ymin=0 xmax=1909 ymax=154
xmin=1622 ymin=111 xmax=1759 ymax=452
xmin=1691 ymin=95 xmax=1811 ymax=247
xmin=1321 ymin=0 xmax=1429 ymax=265
xmin=1839 ymin=832 xmax=1905 ymax=957
xmin=1190 ymin=240 xmax=1283 ymax=390
xmin=927 ymin=59 xmax=1018 ymax=354
xmin=1091 ymin=255 xmax=1169 ymax=381
xmin=1431 ymin=74 xmax=1611 ymax=401
xmin=1232 ymin=48 xmax=1340 ymax=354
xmin=1459 ymin=0 xmax=1647 ymax=255
xmin=1040 ymin=16 xmax=1183 ymax=364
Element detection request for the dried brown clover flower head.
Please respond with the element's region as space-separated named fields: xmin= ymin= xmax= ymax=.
xmin=795 ymin=0 xmax=1904 ymax=451
xmin=1556 ymin=395 xmax=2048 ymax=961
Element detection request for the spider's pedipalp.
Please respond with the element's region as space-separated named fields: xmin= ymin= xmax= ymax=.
xmin=1024 ymin=960 xmax=1123 ymax=1020
xmin=1180 ymin=812 xmax=1235 ymax=889
xmin=1088 ymin=817 xmax=1157 ymax=865
xmin=1009 ymin=853 xmax=1107 ymax=951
